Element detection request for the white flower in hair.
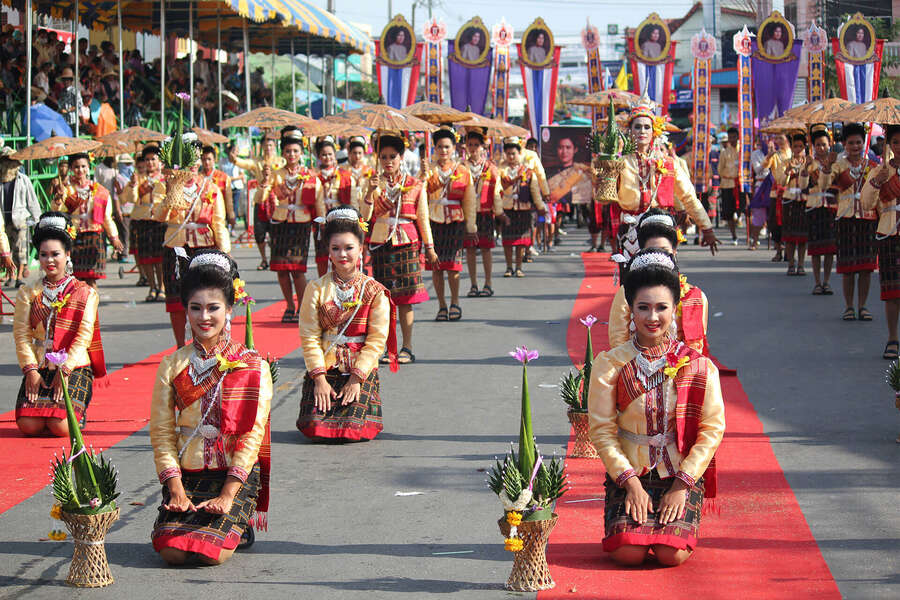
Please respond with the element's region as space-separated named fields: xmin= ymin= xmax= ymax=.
xmin=629 ymin=252 xmax=676 ymax=272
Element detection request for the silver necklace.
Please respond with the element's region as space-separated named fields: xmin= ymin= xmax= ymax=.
xmin=333 ymin=273 xmax=358 ymax=306
xmin=188 ymin=350 xmax=219 ymax=386
xmin=632 ymin=338 xmax=675 ymax=389
xmin=41 ymin=275 xmax=74 ymax=309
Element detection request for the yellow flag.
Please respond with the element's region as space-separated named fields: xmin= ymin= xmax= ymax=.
xmin=614 ymin=64 xmax=628 ymax=91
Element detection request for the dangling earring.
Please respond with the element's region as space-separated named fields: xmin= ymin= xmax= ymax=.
xmin=184 ymin=318 xmax=192 ymax=343
xmin=629 ymin=317 xmax=636 ymax=334
xmin=65 ymin=256 xmax=73 ymax=276
xmin=224 ymin=313 xmax=232 ymax=338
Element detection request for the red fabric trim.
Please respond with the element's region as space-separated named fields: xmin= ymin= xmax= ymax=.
xmin=152 ymin=530 xmax=241 ymax=560
xmin=270 ymin=263 xmax=308 ymax=272
xmin=673 ymin=349 xmax=718 ymax=498
xmin=299 ymin=420 xmax=382 ymax=441
xmin=836 ymin=261 xmax=877 ymax=274
xmin=680 ymin=286 xmax=706 ymax=354
xmin=782 ymin=234 xmax=808 ymax=243
xmin=385 ymin=292 xmax=399 ymax=373
xmin=15 ymin=406 xmax=76 ymax=420
xmin=390 ymin=289 xmax=429 ymax=306
xmin=425 ymin=261 xmax=463 ymax=272
xmin=602 ymin=531 xmax=697 ymax=553
xmin=502 ymin=239 xmax=532 ymax=247
xmin=219 ymin=355 xmax=262 ymax=435
xmin=53 ymin=279 xmax=107 ymax=379
xmin=807 ymin=244 xmax=836 ymax=256
xmin=881 ymin=289 xmax=900 ymax=300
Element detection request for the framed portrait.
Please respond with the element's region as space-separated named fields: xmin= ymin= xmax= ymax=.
xmin=838 ymin=13 xmax=876 ymax=63
xmin=379 ymin=15 xmax=416 ymax=67
xmin=540 ymin=126 xmax=593 ymax=205
xmin=757 ymin=11 xmax=794 ymax=62
xmin=521 ymin=18 xmax=554 ymax=69
xmin=454 ymin=17 xmax=490 ymax=66
xmin=634 ymin=13 xmax=672 ymax=64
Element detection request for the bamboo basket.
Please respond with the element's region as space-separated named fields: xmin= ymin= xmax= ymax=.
xmin=59 ymin=508 xmax=119 ymax=588
xmin=567 ymin=410 xmax=600 ymax=458
xmin=162 ymin=169 xmax=195 ymax=212
xmin=498 ymin=513 xmax=558 ymax=592
xmin=592 ymin=157 xmax=624 ymax=203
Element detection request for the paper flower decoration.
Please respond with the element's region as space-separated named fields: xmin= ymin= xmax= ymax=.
xmin=579 ymin=314 xmax=597 ymax=328
xmin=509 ymin=346 xmax=539 ymax=364
xmin=506 ymin=511 xmax=523 ymax=527
xmin=664 ymin=353 xmax=690 ymax=380
xmin=233 ymin=278 xmax=248 ymax=303
xmin=45 ymin=350 xmax=68 ymax=366
xmin=504 ymin=537 xmax=524 ymax=552
xmin=65 ymin=225 xmax=77 ymax=240
xmin=89 ymin=497 xmax=101 ymax=508
xmin=358 ymin=219 xmax=369 ymax=233
xmin=50 ymin=293 xmax=71 ymax=312
xmin=50 ymin=503 xmax=62 ymax=520
xmin=217 ymin=353 xmax=248 ymax=372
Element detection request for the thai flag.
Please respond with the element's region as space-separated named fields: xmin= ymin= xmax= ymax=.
xmin=518 ymin=46 xmax=560 ymax=138
xmin=636 ymin=62 xmax=666 ymax=104
xmin=832 ymin=39 xmax=883 ymax=105
xmin=375 ymin=42 xmax=423 ymax=109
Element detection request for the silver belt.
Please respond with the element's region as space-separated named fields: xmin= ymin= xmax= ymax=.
xmin=439 ymin=199 xmax=461 ymax=206
xmin=183 ymin=223 xmax=206 ymax=230
xmin=387 ymin=217 xmax=412 ymax=225
xmin=179 ymin=425 xmax=219 ymax=439
xmin=618 ymin=428 xmax=676 ymax=448
xmin=324 ymin=333 xmax=366 ymax=345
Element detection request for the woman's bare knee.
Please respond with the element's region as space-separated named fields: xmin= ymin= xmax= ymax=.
xmin=45 ymin=418 xmax=69 ymax=437
xmin=610 ymin=545 xmax=649 ymax=566
xmin=198 ymin=548 xmax=234 ymax=566
xmin=652 ymin=545 xmax=692 ymax=566
xmin=16 ymin=417 xmax=46 ymax=436
xmin=159 ymin=548 xmax=188 ymax=565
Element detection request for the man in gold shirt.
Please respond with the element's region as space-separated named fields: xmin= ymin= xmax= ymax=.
xmin=718 ymin=127 xmax=744 ymax=245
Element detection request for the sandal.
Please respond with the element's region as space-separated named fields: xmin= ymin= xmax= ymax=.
xmin=515 ymin=268 xmax=525 ymax=278
xmin=281 ymin=308 xmax=296 ymax=323
xmin=883 ymin=340 xmax=900 ymax=360
xmin=397 ymin=347 xmax=416 ymax=364
xmin=257 ymin=260 xmax=269 ymax=271
xmin=448 ymin=304 xmax=462 ymax=321
xmin=379 ymin=352 xmax=390 ymax=364
xmin=812 ymin=284 xmax=824 ymax=295
xmin=479 ymin=285 xmax=494 ymax=297
xmin=841 ymin=307 xmax=857 ymax=321
xmin=859 ymin=307 xmax=873 ymax=321
xmin=435 ymin=307 xmax=449 ymax=321
xmin=771 ymin=252 xmax=783 ymax=262
xmin=238 ymin=525 xmax=255 ymax=550
xmin=467 ymin=285 xmax=480 ymax=297
xmin=145 ymin=289 xmax=157 ymax=302
xmin=796 ymin=266 xmax=806 ymax=275
xmin=786 ymin=265 xmax=796 ymax=276
xmin=822 ymin=283 xmax=834 ymax=295
xmin=155 ymin=289 xmax=164 ymax=302
xmin=503 ymin=268 xmax=513 ymax=278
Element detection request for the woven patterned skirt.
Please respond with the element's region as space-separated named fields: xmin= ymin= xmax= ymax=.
xmin=427 ymin=221 xmax=465 ymax=271
xmin=836 ymin=217 xmax=877 ymax=274
xmin=16 ymin=366 xmax=93 ymax=421
xmin=297 ymin=369 xmax=382 ymax=441
xmin=878 ymin=236 xmax=900 ymax=300
xmin=72 ymin=231 xmax=106 ymax=280
xmin=781 ymin=201 xmax=809 ymax=243
xmin=371 ymin=242 xmax=428 ymax=305
xmin=603 ymin=471 xmax=704 ymax=552
xmin=128 ymin=219 xmax=144 ymax=256
xmin=502 ymin=210 xmax=533 ymax=246
xmin=137 ymin=221 xmax=167 ymax=265
xmin=163 ymin=246 xmax=212 ymax=312
xmin=270 ymin=221 xmax=311 ymax=272
xmin=152 ymin=464 xmax=260 ymax=561
xmin=807 ymin=207 xmax=836 ymax=256
xmin=464 ymin=213 xmax=496 ymax=249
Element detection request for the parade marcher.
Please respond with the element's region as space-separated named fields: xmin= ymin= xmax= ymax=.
xmin=718 ymin=127 xmax=743 ymax=245
xmin=14 ymin=212 xmax=107 ymax=435
xmin=364 ymin=131 xmax=437 ymax=365
xmin=463 ymin=128 xmax=504 ymax=297
xmin=499 ymin=137 xmax=546 ymax=277
xmin=0 ymin=145 xmax=41 ymax=287
xmin=155 ymin=138 xmax=231 ymax=347
xmin=266 ymin=132 xmax=324 ymax=323
xmin=589 ymin=247 xmax=725 ymax=567
xmin=122 ymin=145 xmax=167 ymax=301
xmin=806 ymin=126 xmax=837 ymax=295
xmin=230 ymin=137 xmax=285 ymax=271
xmin=749 ymin=138 xmax=774 ymax=251
xmin=607 ymin=208 xmax=709 ymax=356
xmin=862 ymin=124 xmax=900 ymax=359
xmin=314 ymin=136 xmax=355 ymax=276
xmin=764 ymin=133 xmax=791 ymax=262
xmin=297 ymin=207 xmax=396 ymax=440
xmin=780 ymin=134 xmax=811 ymax=275
xmin=424 ymin=126 xmax=477 ymax=322
xmin=822 ymin=123 xmax=878 ymax=322
xmin=52 ymin=153 xmax=125 ymax=287
xmin=149 ymin=249 xmax=272 ymax=565
xmin=346 ymin=136 xmax=375 ymax=201
xmin=200 ymin=145 xmax=235 ymax=230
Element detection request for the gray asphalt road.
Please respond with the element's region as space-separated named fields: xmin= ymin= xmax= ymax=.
xmin=0 ymin=228 xmax=897 ymax=599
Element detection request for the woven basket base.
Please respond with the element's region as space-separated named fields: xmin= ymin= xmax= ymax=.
xmin=498 ymin=514 xmax=558 ymax=592
xmin=567 ymin=411 xmax=600 ymax=458
xmin=592 ymin=158 xmax=625 ymax=204
xmin=60 ymin=508 xmax=120 ymax=588
xmin=163 ymin=169 xmax=194 ymax=213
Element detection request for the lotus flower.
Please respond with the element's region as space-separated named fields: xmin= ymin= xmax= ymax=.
xmin=45 ymin=350 xmax=68 ymax=366
xmin=509 ymin=346 xmax=539 ymax=364
xmin=580 ymin=314 xmax=598 ymax=328
xmin=89 ymin=497 xmax=101 ymax=508
xmin=175 ymin=92 xmax=191 ymax=102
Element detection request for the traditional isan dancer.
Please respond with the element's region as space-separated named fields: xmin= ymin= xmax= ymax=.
xmin=121 ymin=145 xmax=167 ymax=301
xmin=314 ymin=136 xmax=355 ymax=276
xmin=498 ymin=137 xmax=545 ymax=277
xmin=200 ymin=145 xmax=236 ymax=229
xmin=463 ymin=128 xmax=504 ymax=298
xmin=589 ymin=247 xmax=725 ymax=567
xmin=14 ymin=212 xmax=107 ymax=435
xmin=779 ymin=133 xmax=811 ymax=276
xmin=805 ymin=126 xmax=837 ymax=296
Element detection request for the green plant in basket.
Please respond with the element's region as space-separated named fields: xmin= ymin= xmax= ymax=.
xmin=159 ymin=92 xmax=200 ymax=170
xmin=589 ymin=98 xmax=635 ymax=160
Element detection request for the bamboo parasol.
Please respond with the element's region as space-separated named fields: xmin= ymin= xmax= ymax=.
xmin=303 ymin=119 xmax=373 ymax=138
xmin=11 ymin=136 xmax=102 ymax=161
xmin=759 ymin=116 xmax=807 ymax=134
xmin=458 ymin=112 xmax=529 ymax=138
xmin=400 ymin=101 xmax=472 ymax=124
xmin=829 ymin=98 xmax=900 ymax=125
xmin=326 ymin=105 xmax=437 ymax=132
xmin=98 ymin=126 xmax=167 ymax=144
xmin=192 ymin=127 xmax=229 ymax=145
xmin=783 ymin=98 xmax=855 ymax=123
xmin=218 ymin=107 xmax=316 ymax=130
xmin=568 ymin=90 xmax=641 ymax=108
xmin=92 ymin=138 xmax=136 ymax=158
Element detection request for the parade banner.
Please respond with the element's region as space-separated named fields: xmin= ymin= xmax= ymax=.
xmin=751 ymin=11 xmax=802 ymax=121
xmin=490 ymin=19 xmax=514 ymax=122
xmin=806 ymin=21 xmax=827 ymax=102
xmin=517 ymin=18 xmax=561 ymax=138
xmin=422 ymin=18 xmax=446 ymax=104
xmin=375 ymin=15 xmax=423 ymax=109
xmin=582 ymin=20 xmax=603 ymax=126
xmin=832 ymin=13 xmax=884 ymax=104
xmin=691 ymin=30 xmax=715 ymax=193
xmin=734 ymin=26 xmax=754 ymax=193
xmin=448 ymin=17 xmax=493 ymax=115
xmin=628 ymin=13 xmax=677 ymax=114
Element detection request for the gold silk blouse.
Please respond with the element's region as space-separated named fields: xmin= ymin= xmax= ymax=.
xmin=520 ymin=149 xmax=550 ymax=197
xmin=424 ymin=163 xmax=478 ymax=232
xmin=154 ymin=179 xmax=231 ymax=252
xmin=298 ymin=273 xmax=390 ymax=381
xmin=366 ymin=180 xmax=435 ymax=247
xmin=467 ymin=161 xmax=504 ymax=216
xmin=822 ymin=155 xmax=877 ymax=220
xmin=233 ymin=154 xmax=286 ymax=182
xmin=150 ymin=340 xmax=272 ymax=484
xmin=862 ymin=164 xmax=900 ymax=237
xmin=121 ymin=174 xmax=165 ymax=221
xmin=775 ymin=155 xmax=810 ymax=204
xmin=500 ymin=167 xmax=546 ymax=212
xmin=53 ymin=182 xmax=119 ymax=237
xmin=606 ymin=284 xmax=709 ymax=354
xmin=14 ymin=280 xmax=99 ymax=374
xmin=804 ymin=158 xmax=836 ymax=210
xmin=588 ymin=340 xmax=725 ymax=486
xmin=718 ymin=145 xmax=740 ymax=188
xmin=269 ymin=168 xmax=325 ymax=224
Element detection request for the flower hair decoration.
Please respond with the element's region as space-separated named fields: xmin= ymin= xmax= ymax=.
xmin=628 ymin=251 xmax=676 ymax=272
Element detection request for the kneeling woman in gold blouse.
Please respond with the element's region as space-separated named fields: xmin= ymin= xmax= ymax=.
xmin=149 ymin=250 xmax=272 ymax=566
xmin=297 ymin=207 xmax=396 ymax=441
xmin=589 ymin=248 xmax=725 ymax=567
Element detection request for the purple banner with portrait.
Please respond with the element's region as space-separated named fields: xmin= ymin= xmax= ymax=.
xmin=448 ymin=41 xmax=494 ymax=115
xmin=750 ymin=38 xmax=803 ymax=121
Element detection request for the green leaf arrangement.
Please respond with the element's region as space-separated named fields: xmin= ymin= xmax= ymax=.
xmin=159 ymin=94 xmax=200 ymax=170
xmin=589 ymin=97 xmax=635 ymax=160
xmin=886 ymin=359 xmax=900 ymax=392
xmin=560 ymin=370 xmax=583 ymax=411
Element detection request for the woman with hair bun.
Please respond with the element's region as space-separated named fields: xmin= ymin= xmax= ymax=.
xmin=13 ymin=212 xmax=107 ymax=436
xmin=149 ymin=249 xmax=272 ymax=566
xmin=297 ymin=207 xmax=396 ymax=441
xmin=589 ymin=247 xmax=725 ymax=567
xmin=314 ymin=136 xmax=355 ymax=276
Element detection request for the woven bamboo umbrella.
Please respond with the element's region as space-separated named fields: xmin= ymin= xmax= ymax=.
xmin=400 ymin=101 xmax=472 ymax=124
xmin=11 ymin=136 xmax=102 ymax=161
xmin=303 ymin=119 xmax=373 ymax=138
xmin=326 ymin=105 xmax=437 ymax=132
xmin=92 ymin=138 xmax=136 ymax=158
xmin=829 ymin=98 xmax=900 ymax=125
xmin=218 ymin=107 xmax=316 ymax=130
xmin=568 ymin=90 xmax=641 ymax=108
xmin=783 ymin=98 xmax=855 ymax=123
xmin=458 ymin=112 xmax=529 ymax=138
xmin=192 ymin=127 xmax=229 ymax=145
xmin=98 ymin=126 xmax=167 ymax=144
xmin=759 ymin=116 xmax=807 ymax=134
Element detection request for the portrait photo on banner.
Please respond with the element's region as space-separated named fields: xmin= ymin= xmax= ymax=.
xmin=634 ymin=14 xmax=671 ymax=63
xmin=455 ymin=18 xmax=490 ymax=65
xmin=839 ymin=15 xmax=875 ymax=62
xmin=757 ymin=12 xmax=794 ymax=61
xmin=540 ymin=126 xmax=592 ymax=205
xmin=522 ymin=20 xmax=554 ymax=68
xmin=381 ymin=19 xmax=416 ymax=65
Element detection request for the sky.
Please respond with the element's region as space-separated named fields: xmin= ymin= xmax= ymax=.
xmin=312 ymin=0 xmax=699 ymax=38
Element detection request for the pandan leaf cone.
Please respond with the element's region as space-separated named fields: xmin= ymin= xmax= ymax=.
xmin=518 ymin=361 xmax=536 ymax=480
xmin=559 ymin=370 xmax=583 ymax=411
xmin=887 ymin=360 xmax=900 ymax=391
xmin=59 ymin=371 xmax=101 ymax=507
xmin=581 ymin=332 xmax=593 ymax=411
xmin=596 ymin=98 xmax=621 ymax=160
xmin=245 ymin=300 xmax=255 ymax=349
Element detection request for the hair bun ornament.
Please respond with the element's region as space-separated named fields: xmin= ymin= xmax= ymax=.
xmin=324 ymin=207 xmax=361 ymax=224
xmin=189 ymin=252 xmax=232 ymax=273
xmin=502 ymin=136 xmax=522 ymax=148
xmin=639 ymin=213 xmax=676 ymax=229
xmin=628 ymin=251 xmax=676 ymax=272
xmin=38 ymin=215 xmax=68 ymax=232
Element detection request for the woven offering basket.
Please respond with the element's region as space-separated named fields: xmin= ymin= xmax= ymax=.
xmin=592 ymin=157 xmax=624 ymax=203
xmin=59 ymin=508 xmax=119 ymax=588
xmin=567 ymin=411 xmax=600 ymax=458
xmin=498 ymin=513 xmax=559 ymax=592
xmin=162 ymin=169 xmax=195 ymax=212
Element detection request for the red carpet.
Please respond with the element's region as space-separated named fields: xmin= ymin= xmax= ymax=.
xmin=0 ymin=301 xmax=299 ymax=515
xmin=540 ymin=252 xmax=840 ymax=599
